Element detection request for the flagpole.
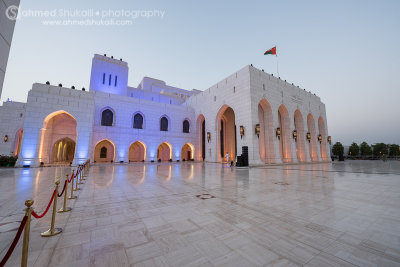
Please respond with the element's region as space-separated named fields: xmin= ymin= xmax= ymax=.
xmin=276 ymin=54 xmax=280 ymax=78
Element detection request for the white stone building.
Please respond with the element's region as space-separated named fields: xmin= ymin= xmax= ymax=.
xmin=0 ymin=54 xmax=330 ymax=167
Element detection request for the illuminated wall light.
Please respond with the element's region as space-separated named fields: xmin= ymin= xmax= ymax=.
xmin=255 ymin=124 xmax=260 ymax=138
xmin=240 ymin=126 xmax=245 ymax=139
xmin=306 ymin=132 xmax=311 ymax=143
xmin=318 ymin=134 xmax=322 ymax=143
xmin=276 ymin=127 xmax=281 ymax=139
xmin=292 ymin=130 xmax=297 ymax=142
xmin=327 ymin=136 xmax=332 ymax=145
xmin=207 ymin=132 xmax=211 ymax=143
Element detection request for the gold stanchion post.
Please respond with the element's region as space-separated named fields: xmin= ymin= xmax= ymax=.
xmin=21 ymin=200 xmax=33 ymax=267
xmin=78 ymin=165 xmax=85 ymax=184
xmin=58 ymin=174 xmax=72 ymax=213
xmin=69 ymin=170 xmax=77 ymax=199
xmin=74 ymin=169 xmax=80 ymax=191
xmin=41 ymin=181 xmax=62 ymax=237
xmin=83 ymin=163 xmax=88 ymax=177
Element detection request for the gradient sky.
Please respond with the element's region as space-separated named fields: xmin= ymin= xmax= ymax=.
xmin=2 ymin=0 xmax=399 ymax=145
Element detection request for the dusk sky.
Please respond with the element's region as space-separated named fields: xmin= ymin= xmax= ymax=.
xmin=2 ymin=0 xmax=399 ymax=145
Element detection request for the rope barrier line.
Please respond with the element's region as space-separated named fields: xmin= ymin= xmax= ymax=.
xmin=0 ymin=216 xmax=28 ymax=266
xmin=68 ymin=171 xmax=75 ymax=183
xmin=57 ymin=180 xmax=67 ymax=197
xmin=0 ymin=161 xmax=90 ymax=266
xmin=31 ymin=190 xmax=56 ymax=219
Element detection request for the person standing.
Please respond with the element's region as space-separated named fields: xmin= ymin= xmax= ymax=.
xmin=225 ymin=152 xmax=230 ymax=166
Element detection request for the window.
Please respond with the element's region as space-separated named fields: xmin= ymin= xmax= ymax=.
xmin=109 ymin=74 xmax=112 ymax=86
xmin=160 ymin=117 xmax=168 ymax=131
xmin=133 ymin=113 xmax=143 ymax=129
xmin=101 ymin=109 xmax=114 ymax=126
xmin=114 ymin=76 xmax=118 ymax=87
xmin=102 ymin=73 xmax=106 ymax=84
xmin=100 ymin=147 xmax=107 ymax=158
xmin=183 ymin=120 xmax=190 ymax=133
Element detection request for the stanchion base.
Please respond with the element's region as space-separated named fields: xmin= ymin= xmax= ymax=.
xmin=41 ymin=227 xmax=62 ymax=237
xmin=68 ymin=196 xmax=77 ymax=199
xmin=57 ymin=207 xmax=72 ymax=213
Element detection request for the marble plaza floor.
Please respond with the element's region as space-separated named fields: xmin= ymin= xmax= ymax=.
xmin=0 ymin=161 xmax=400 ymax=267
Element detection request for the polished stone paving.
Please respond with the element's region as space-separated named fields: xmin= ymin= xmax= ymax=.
xmin=0 ymin=161 xmax=400 ymax=266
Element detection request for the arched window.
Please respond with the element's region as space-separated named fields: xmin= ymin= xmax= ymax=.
xmin=133 ymin=113 xmax=143 ymax=129
xmin=183 ymin=120 xmax=190 ymax=133
xmin=101 ymin=109 xmax=114 ymax=126
xmin=160 ymin=117 xmax=168 ymax=131
xmin=100 ymin=147 xmax=107 ymax=158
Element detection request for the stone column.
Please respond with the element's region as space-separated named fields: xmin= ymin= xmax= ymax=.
xmin=73 ymin=126 xmax=91 ymax=166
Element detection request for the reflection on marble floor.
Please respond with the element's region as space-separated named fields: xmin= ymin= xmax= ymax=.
xmin=0 ymin=161 xmax=400 ymax=266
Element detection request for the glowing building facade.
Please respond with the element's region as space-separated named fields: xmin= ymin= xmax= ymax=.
xmin=0 ymin=54 xmax=330 ymax=167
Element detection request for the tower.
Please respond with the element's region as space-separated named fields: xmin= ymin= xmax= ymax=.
xmin=89 ymin=54 xmax=129 ymax=96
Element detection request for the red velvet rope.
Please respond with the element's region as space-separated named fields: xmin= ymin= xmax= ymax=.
xmin=0 ymin=162 xmax=89 ymax=266
xmin=0 ymin=216 xmax=28 ymax=266
xmin=57 ymin=180 xmax=67 ymax=197
xmin=68 ymin=171 xmax=75 ymax=183
xmin=31 ymin=190 xmax=56 ymax=219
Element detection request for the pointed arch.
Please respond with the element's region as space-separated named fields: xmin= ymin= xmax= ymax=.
xmin=94 ymin=139 xmax=115 ymax=162
xmin=39 ymin=110 xmax=77 ymax=164
xmin=129 ymin=141 xmax=146 ymax=162
xmin=258 ymin=98 xmax=275 ymax=164
xmin=278 ymin=104 xmax=292 ymax=163
xmin=13 ymin=128 xmax=23 ymax=157
xmin=307 ymin=114 xmax=318 ymax=161
xmin=294 ymin=110 xmax=306 ymax=162
xmin=133 ymin=111 xmax=145 ymax=129
xmin=100 ymin=107 xmax=115 ymax=126
xmin=183 ymin=119 xmax=190 ymax=133
xmin=196 ymin=114 xmax=206 ymax=161
xmin=181 ymin=143 xmax=194 ymax=161
xmin=52 ymin=137 xmax=76 ymax=163
xmin=157 ymin=142 xmax=172 ymax=161
xmin=318 ymin=116 xmax=328 ymax=161
xmin=216 ymin=105 xmax=236 ymax=163
xmin=160 ymin=115 xmax=170 ymax=131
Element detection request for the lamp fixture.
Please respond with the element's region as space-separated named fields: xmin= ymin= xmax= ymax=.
xmin=306 ymin=132 xmax=311 ymax=143
xmin=327 ymin=136 xmax=331 ymax=145
xmin=255 ymin=124 xmax=260 ymax=138
xmin=207 ymin=132 xmax=211 ymax=143
xmin=292 ymin=130 xmax=297 ymax=141
xmin=276 ymin=127 xmax=281 ymax=139
xmin=240 ymin=126 xmax=245 ymax=139
xmin=318 ymin=134 xmax=322 ymax=143
xmin=4 ymin=135 xmax=8 ymax=142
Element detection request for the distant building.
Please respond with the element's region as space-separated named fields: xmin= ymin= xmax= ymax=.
xmin=0 ymin=0 xmax=20 ymax=99
xmin=0 ymin=54 xmax=331 ymax=166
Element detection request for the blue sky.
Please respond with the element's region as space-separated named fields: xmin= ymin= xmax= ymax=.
xmin=2 ymin=0 xmax=400 ymax=145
